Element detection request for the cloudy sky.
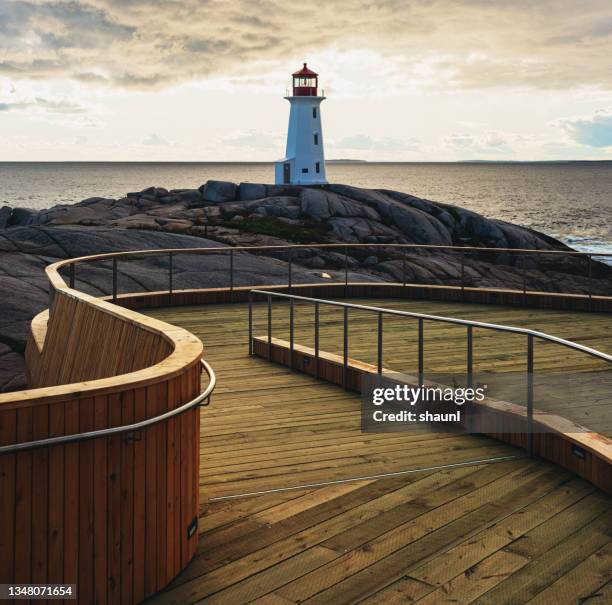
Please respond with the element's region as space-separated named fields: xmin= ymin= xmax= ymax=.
xmin=1 ymin=0 xmax=612 ymax=161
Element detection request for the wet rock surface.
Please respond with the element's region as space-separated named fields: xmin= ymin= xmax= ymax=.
xmin=1 ymin=180 xmax=610 ymax=392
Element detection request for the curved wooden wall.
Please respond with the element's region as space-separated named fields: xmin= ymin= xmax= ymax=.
xmin=0 ymin=261 xmax=204 ymax=604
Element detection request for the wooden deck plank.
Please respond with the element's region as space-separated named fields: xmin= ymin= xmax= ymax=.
xmin=144 ymin=299 xmax=612 ymax=605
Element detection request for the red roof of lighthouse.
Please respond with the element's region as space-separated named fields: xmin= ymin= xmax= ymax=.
xmin=292 ymin=63 xmax=318 ymax=76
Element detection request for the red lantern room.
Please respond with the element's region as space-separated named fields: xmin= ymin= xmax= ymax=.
xmin=292 ymin=63 xmax=318 ymax=96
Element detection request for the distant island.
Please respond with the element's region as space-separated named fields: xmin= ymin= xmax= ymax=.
xmin=461 ymin=159 xmax=612 ymax=164
xmin=327 ymin=159 xmax=368 ymax=164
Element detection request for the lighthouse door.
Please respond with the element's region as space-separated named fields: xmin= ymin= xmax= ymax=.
xmin=283 ymin=162 xmax=291 ymax=184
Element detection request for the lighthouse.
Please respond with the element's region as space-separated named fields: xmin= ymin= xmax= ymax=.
xmin=274 ymin=63 xmax=327 ymax=185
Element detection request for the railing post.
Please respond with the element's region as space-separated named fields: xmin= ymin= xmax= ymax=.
xmin=527 ymin=333 xmax=534 ymax=457
xmin=288 ymin=249 xmax=293 ymax=294
xmin=344 ymin=246 xmax=349 ymax=298
xmin=248 ymin=291 xmax=253 ymax=355
xmin=460 ymin=248 xmax=465 ymax=298
xmin=587 ymin=254 xmax=592 ymax=311
xmin=168 ymin=252 xmax=173 ymax=299
xmin=343 ymin=306 xmax=349 ymax=389
xmin=467 ymin=325 xmax=473 ymax=389
xmin=314 ymin=302 xmax=320 ymax=379
xmin=377 ymin=312 xmax=383 ymax=374
xmin=289 ymin=298 xmax=294 ymax=369
xmin=48 ymin=286 xmax=55 ymax=311
xmin=229 ymin=249 xmax=234 ymax=300
xmin=112 ymin=257 xmax=118 ymax=303
xmin=522 ymin=253 xmax=527 ymax=305
xmin=267 ymin=294 xmax=272 ymax=361
xmin=69 ymin=263 xmax=75 ymax=289
xmin=402 ymin=248 xmax=407 ymax=287
xmin=418 ymin=318 xmax=424 ymax=386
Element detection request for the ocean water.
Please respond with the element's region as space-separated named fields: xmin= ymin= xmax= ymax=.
xmin=1 ymin=161 xmax=611 ymax=255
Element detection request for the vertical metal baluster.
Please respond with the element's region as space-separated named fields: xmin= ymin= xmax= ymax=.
xmin=418 ymin=318 xmax=424 ymax=386
xmin=377 ymin=312 xmax=383 ymax=374
xmin=69 ymin=263 xmax=75 ymax=289
xmin=344 ymin=246 xmax=349 ymax=298
xmin=267 ymin=294 xmax=272 ymax=361
xmin=587 ymin=254 xmax=592 ymax=311
xmin=522 ymin=253 xmax=527 ymax=305
xmin=314 ymin=302 xmax=320 ymax=379
xmin=229 ymin=249 xmax=234 ymax=300
xmin=248 ymin=292 xmax=253 ymax=355
xmin=467 ymin=325 xmax=473 ymax=389
xmin=527 ymin=334 xmax=534 ymax=457
xmin=288 ymin=249 xmax=293 ymax=294
xmin=168 ymin=252 xmax=173 ymax=299
xmin=460 ymin=248 xmax=465 ymax=296
xmin=112 ymin=257 xmax=118 ymax=303
xmin=343 ymin=306 xmax=349 ymax=389
xmin=402 ymin=248 xmax=407 ymax=287
xmin=289 ymin=298 xmax=294 ymax=369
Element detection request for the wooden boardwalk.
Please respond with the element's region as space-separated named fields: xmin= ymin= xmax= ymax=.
xmin=145 ymin=299 xmax=612 ymax=604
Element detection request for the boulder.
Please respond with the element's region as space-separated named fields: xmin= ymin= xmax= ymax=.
xmin=9 ymin=207 xmax=37 ymax=226
xmin=135 ymin=198 xmax=159 ymax=211
xmin=327 ymin=193 xmax=380 ymax=221
xmin=177 ymin=189 xmax=202 ymax=203
xmin=300 ymin=188 xmax=331 ymax=220
xmin=127 ymin=186 xmax=156 ymax=198
xmin=238 ymin=182 xmax=267 ymax=201
xmin=388 ymin=205 xmax=452 ymax=245
xmin=200 ymin=180 xmax=238 ymax=203
xmin=45 ymin=206 xmax=98 ymax=225
xmin=0 ymin=347 xmax=26 ymax=392
xmin=265 ymin=184 xmax=304 ymax=197
xmin=0 ymin=206 xmax=11 ymax=228
xmin=79 ymin=197 xmax=111 ymax=206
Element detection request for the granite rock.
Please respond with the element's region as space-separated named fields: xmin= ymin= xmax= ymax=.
xmin=201 ymin=180 xmax=238 ymax=203
xmin=2 ymin=181 xmax=610 ymax=393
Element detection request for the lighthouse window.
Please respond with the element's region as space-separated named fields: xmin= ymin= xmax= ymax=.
xmin=312 ymin=107 xmax=317 ymax=118
xmin=316 ymin=162 xmax=320 ymax=173
xmin=302 ymin=168 xmax=309 ymax=174
xmin=314 ymin=133 xmax=319 ymax=145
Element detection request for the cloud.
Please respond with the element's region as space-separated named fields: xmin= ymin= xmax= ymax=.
xmin=142 ymin=133 xmax=170 ymax=146
xmin=442 ymin=131 xmax=528 ymax=157
xmin=336 ymin=134 xmax=418 ymax=152
xmin=558 ymin=111 xmax=612 ymax=147
xmin=0 ymin=95 xmax=86 ymax=113
xmin=1 ymin=0 xmax=612 ymax=93
xmin=221 ymin=129 xmax=283 ymax=150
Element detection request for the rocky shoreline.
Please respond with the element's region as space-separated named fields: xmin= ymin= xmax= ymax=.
xmin=1 ymin=180 xmax=610 ymax=392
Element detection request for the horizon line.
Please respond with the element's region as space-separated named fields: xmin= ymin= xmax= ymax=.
xmin=1 ymin=159 xmax=611 ymax=164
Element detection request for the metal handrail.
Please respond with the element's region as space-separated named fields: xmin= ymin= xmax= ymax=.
xmin=248 ymin=289 xmax=612 ymax=456
xmin=49 ymin=242 xmax=612 ymax=263
xmin=48 ymin=241 xmax=612 ymax=310
xmin=0 ymin=359 xmax=215 ymax=455
xmin=250 ymin=290 xmax=612 ymax=364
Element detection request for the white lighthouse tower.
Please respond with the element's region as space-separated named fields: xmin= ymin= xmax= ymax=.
xmin=274 ymin=63 xmax=327 ymax=185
